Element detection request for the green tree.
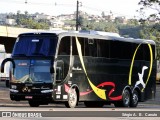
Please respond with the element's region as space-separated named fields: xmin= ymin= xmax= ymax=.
xmin=139 ymin=0 xmax=160 ymax=31
xmin=19 ymin=18 xmax=49 ymax=29
xmin=16 ymin=10 xmax=21 ymax=25
xmin=127 ymin=19 xmax=139 ymax=26
xmin=24 ymin=11 xmax=28 ymax=19
xmin=139 ymin=0 xmax=160 ymax=59
xmin=104 ymin=23 xmax=119 ymax=33
xmin=101 ymin=11 xmax=105 ymax=17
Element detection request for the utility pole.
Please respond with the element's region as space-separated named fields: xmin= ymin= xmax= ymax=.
xmin=76 ymin=0 xmax=79 ymax=31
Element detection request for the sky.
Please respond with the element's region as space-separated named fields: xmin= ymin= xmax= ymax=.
xmin=0 ymin=0 xmax=146 ymax=18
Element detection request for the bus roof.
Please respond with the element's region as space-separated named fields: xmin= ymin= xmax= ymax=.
xmin=18 ymin=30 xmax=156 ymax=45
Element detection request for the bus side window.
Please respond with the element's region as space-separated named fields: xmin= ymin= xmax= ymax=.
xmin=72 ymin=37 xmax=78 ymax=55
xmin=134 ymin=43 xmax=143 ymax=60
xmin=72 ymin=37 xmax=85 ymax=56
xmin=56 ymin=37 xmax=70 ymax=83
xmin=143 ymin=44 xmax=152 ymax=61
xmin=58 ymin=37 xmax=70 ymax=55
xmin=85 ymin=39 xmax=97 ymax=57
xmin=97 ymin=40 xmax=101 ymax=57
xmin=96 ymin=39 xmax=110 ymax=58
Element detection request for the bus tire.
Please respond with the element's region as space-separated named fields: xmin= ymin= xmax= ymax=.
xmin=65 ymin=88 xmax=77 ymax=108
xmin=28 ymin=100 xmax=40 ymax=107
xmin=84 ymin=101 xmax=104 ymax=108
xmin=130 ymin=90 xmax=138 ymax=107
xmin=114 ymin=89 xmax=130 ymax=107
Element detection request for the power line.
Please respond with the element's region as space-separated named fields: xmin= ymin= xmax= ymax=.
xmin=1 ymin=0 xmax=55 ymax=6
xmin=1 ymin=0 xmax=138 ymax=18
xmin=82 ymin=5 xmax=137 ymax=18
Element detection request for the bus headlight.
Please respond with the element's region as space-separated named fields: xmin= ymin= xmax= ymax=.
xmin=41 ymin=89 xmax=53 ymax=93
xmin=11 ymin=85 xmax=17 ymax=89
xmin=9 ymin=89 xmax=19 ymax=93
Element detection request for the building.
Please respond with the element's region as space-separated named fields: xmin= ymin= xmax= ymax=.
xmin=57 ymin=14 xmax=75 ymax=21
xmin=115 ymin=16 xmax=127 ymax=24
xmin=34 ymin=13 xmax=52 ymax=20
xmin=0 ymin=14 xmax=7 ymax=25
xmin=103 ymin=15 xmax=115 ymax=22
xmin=50 ymin=20 xmax=65 ymax=28
xmin=5 ymin=19 xmax=16 ymax=25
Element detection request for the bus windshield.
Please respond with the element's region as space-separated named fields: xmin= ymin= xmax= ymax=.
xmin=12 ymin=35 xmax=58 ymax=57
xmin=13 ymin=60 xmax=52 ymax=83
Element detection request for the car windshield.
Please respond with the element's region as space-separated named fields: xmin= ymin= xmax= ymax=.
xmin=12 ymin=34 xmax=58 ymax=57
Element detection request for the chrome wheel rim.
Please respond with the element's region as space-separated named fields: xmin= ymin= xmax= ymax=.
xmin=68 ymin=89 xmax=77 ymax=107
xmin=133 ymin=93 xmax=138 ymax=104
xmin=123 ymin=90 xmax=130 ymax=106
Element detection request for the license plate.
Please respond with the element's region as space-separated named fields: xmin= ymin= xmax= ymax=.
xmin=25 ymin=96 xmax=33 ymax=99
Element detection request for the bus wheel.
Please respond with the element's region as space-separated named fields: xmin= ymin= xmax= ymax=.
xmin=65 ymin=88 xmax=77 ymax=108
xmin=114 ymin=89 xmax=130 ymax=107
xmin=28 ymin=100 xmax=39 ymax=107
xmin=130 ymin=90 xmax=138 ymax=107
xmin=84 ymin=102 xmax=104 ymax=108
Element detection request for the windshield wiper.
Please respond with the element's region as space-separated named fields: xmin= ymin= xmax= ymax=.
xmin=34 ymin=80 xmax=45 ymax=83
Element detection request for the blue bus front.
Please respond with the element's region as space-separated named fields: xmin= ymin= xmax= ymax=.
xmin=8 ymin=33 xmax=58 ymax=106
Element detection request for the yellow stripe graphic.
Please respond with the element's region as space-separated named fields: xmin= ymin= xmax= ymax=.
xmin=75 ymin=36 xmax=106 ymax=100
xmin=128 ymin=44 xmax=141 ymax=85
xmin=142 ymin=44 xmax=153 ymax=92
xmin=128 ymin=43 xmax=153 ymax=92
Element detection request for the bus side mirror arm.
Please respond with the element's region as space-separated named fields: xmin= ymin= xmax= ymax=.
xmin=50 ymin=67 xmax=55 ymax=73
xmin=1 ymin=58 xmax=15 ymax=74
xmin=50 ymin=59 xmax=55 ymax=74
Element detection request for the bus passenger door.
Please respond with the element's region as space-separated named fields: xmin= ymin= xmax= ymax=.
xmin=55 ymin=36 xmax=71 ymax=83
xmin=55 ymin=60 xmax=64 ymax=83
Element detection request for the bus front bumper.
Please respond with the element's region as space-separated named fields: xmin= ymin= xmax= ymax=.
xmin=10 ymin=92 xmax=52 ymax=101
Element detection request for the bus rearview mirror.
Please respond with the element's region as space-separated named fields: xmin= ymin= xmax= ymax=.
xmin=0 ymin=58 xmax=15 ymax=74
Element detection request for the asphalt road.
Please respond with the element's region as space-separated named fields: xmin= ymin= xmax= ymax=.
xmin=0 ymin=81 xmax=160 ymax=106
xmin=0 ymin=81 xmax=160 ymax=104
xmin=0 ymin=81 xmax=160 ymax=120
